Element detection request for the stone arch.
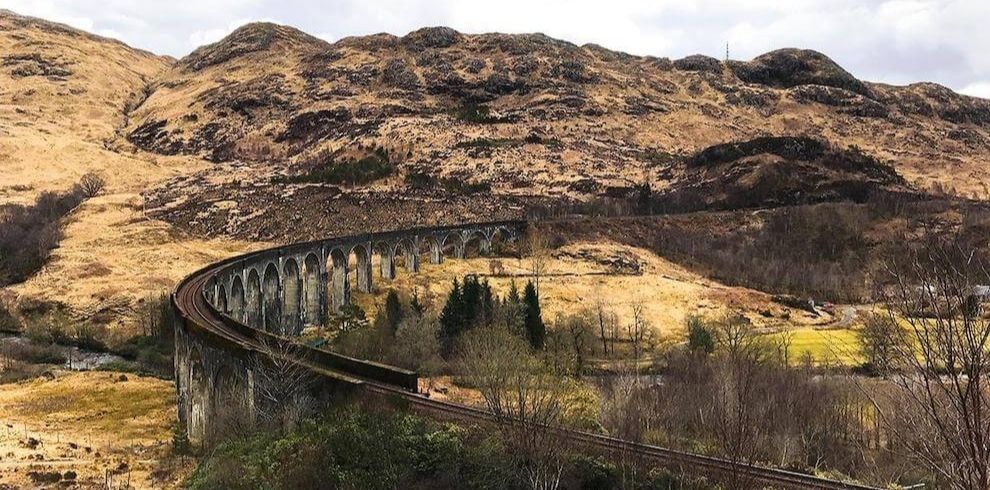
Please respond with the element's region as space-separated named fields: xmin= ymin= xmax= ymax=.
xmin=349 ymin=243 xmax=372 ymax=294
xmin=187 ymin=349 xmax=208 ymax=444
xmin=442 ymin=232 xmax=464 ymax=259
xmin=302 ymin=253 xmax=321 ymax=326
xmin=421 ymin=235 xmax=442 ymax=264
xmin=229 ymin=276 xmax=246 ymax=322
xmin=394 ymin=238 xmax=419 ymax=272
xmin=462 ymin=229 xmax=490 ymax=258
xmin=489 ymin=226 xmax=515 ymax=256
xmin=205 ymin=277 xmax=217 ymax=304
xmin=377 ymin=242 xmax=396 ymax=280
xmin=216 ymin=284 xmax=228 ymax=314
xmin=212 ymin=364 xmax=247 ymax=440
xmin=329 ymin=248 xmax=349 ymax=313
xmin=282 ymin=258 xmax=302 ymax=335
xmin=262 ymin=263 xmax=281 ymax=332
xmin=245 ymin=269 xmax=262 ymax=327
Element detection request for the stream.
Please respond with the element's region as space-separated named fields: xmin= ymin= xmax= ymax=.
xmin=0 ymin=333 xmax=125 ymax=371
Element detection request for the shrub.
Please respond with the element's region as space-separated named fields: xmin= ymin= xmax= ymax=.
xmin=451 ymin=103 xmax=506 ymax=124
xmin=113 ymin=334 xmax=173 ymax=378
xmin=404 ymin=170 xmax=437 ymax=190
xmin=439 ymin=177 xmax=491 ymax=195
xmin=686 ymin=316 xmax=715 ymax=355
xmin=70 ymin=322 xmax=108 ymax=351
xmin=23 ymin=311 xmax=70 ymax=345
xmin=4 ymin=341 xmax=67 ymax=365
xmin=454 ymin=138 xmax=518 ymax=149
xmin=572 ymin=455 xmax=619 ymax=490
xmin=0 ymin=185 xmax=87 ymax=285
xmin=0 ymin=303 xmax=18 ymax=333
xmin=76 ymin=172 xmax=106 ymax=198
xmin=275 ymin=148 xmax=396 ymax=186
xmin=187 ymin=407 xmax=513 ymax=490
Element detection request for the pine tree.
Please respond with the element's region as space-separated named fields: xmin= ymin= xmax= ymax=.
xmin=410 ymin=289 xmax=424 ymax=315
xmin=507 ymin=278 xmax=521 ymax=305
xmin=480 ymin=280 xmax=495 ymax=326
xmin=439 ymin=279 xmax=463 ymax=358
xmin=461 ymin=275 xmax=483 ymax=327
xmin=522 ymin=281 xmax=545 ymax=349
xmin=382 ymin=289 xmax=403 ymax=334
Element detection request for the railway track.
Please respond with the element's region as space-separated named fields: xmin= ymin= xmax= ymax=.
xmin=173 ymin=238 xmax=880 ymax=490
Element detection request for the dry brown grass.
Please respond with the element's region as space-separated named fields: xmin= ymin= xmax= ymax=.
xmin=0 ymin=370 xmax=189 ymax=489
xmin=354 ymin=241 xmax=836 ymax=340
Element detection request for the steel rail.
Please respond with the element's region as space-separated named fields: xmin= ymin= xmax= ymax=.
xmin=172 ymin=222 xmax=880 ymax=490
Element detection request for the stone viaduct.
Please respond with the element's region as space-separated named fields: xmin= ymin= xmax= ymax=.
xmin=173 ymin=220 xmax=525 ymax=444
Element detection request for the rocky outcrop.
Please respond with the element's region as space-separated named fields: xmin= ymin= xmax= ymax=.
xmin=729 ymin=49 xmax=872 ymax=97
xmin=663 ymin=136 xmax=912 ymax=212
xmin=673 ymin=54 xmax=722 ymax=74
xmin=182 ymin=23 xmax=329 ymax=72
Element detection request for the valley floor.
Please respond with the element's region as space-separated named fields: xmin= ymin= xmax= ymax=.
xmin=0 ymin=371 xmax=187 ymax=489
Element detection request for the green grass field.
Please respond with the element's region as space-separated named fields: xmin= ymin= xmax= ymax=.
xmin=768 ymin=328 xmax=863 ymax=367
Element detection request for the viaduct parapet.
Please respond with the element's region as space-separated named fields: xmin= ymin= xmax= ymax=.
xmin=174 ymin=220 xmax=525 ymax=444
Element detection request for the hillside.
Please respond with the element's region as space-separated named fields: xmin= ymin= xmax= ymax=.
xmin=2 ymin=11 xmax=990 ymax=324
xmin=0 ymin=10 xmax=257 ymax=329
xmin=127 ymin=24 xmax=990 ymax=223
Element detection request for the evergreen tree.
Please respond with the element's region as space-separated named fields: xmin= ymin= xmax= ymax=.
xmin=410 ymin=289 xmax=424 ymax=315
xmin=480 ymin=280 xmax=495 ymax=326
xmin=522 ymin=281 xmax=545 ymax=349
xmin=687 ymin=316 xmax=715 ymax=355
xmin=507 ymin=278 xmax=521 ymax=305
xmin=382 ymin=289 xmax=404 ymax=334
xmin=461 ymin=275 xmax=483 ymax=327
xmin=439 ymin=279 xmax=463 ymax=358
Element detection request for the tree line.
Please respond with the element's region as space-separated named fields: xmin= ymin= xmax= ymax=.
xmin=0 ymin=173 xmax=104 ymax=286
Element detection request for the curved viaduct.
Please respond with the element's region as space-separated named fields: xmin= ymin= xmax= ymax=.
xmin=172 ymin=219 xmax=877 ymax=490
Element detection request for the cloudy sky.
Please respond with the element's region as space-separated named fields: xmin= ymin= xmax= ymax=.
xmin=3 ymin=0 xmax=988 ymax=97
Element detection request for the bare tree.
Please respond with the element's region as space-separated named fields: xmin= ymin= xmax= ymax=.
xmin=627 ymin=301 xmax=653 ymax=362
xmin=872 ymin=240 xmax=990 ymax=490
xmin=712 ymin=312 xmax=769 ymax=362
xmin=591 ymin=293 xmax=619 ymax=357
xmin=597 ymin=368 xmax=653 ymax=487
xmin=593 ymin=293 xmax=610 ymax=356
xmin=775 ymin=328 xmax=795 ymax=367
xmin=251 ymin=337 xmax=316 ymax=434
xmin=77 ymin=172 xmax=106 ymax=198
xmin=388 ymin=312 xmax=443 ymax=377
xmin=457 ymin=326 xmax=566 ymax=490
xmin=526 ymin=227 xmax=550 ymax=296
xmin=564 ymin=311 xmax=595 ymax=375
xmin=857 ymin=313 xmax=904 ymax=376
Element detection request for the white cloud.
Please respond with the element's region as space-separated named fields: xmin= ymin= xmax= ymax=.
xmin=960 ymin=82 xmax=990 ymax=100
xmin=1 ymin=0 xmax=988 ymax=95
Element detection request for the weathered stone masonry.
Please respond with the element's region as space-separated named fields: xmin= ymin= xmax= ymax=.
xmin=175 ymin=221 xmax=524 ymax=445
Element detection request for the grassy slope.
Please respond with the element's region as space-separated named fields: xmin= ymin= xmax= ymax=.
xmin=0 ymin=371 xmax=186 ymax=489
xmin=0 ymin=11 xmax=263 ymax=331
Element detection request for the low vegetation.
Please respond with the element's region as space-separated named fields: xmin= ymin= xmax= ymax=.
xmin=542 ymin=198 xmax=990 ymax=303
xmin=274 ymin=148 xmax=396 ymax=186
xmin=403 ymin=170 xmax=492 ymax=195
xmin=187 ymin=403 xmax=709 ymax=490
xmin=0 ymin=292 xmax=176 ymax=381
xmin=0 ymin=173 xmax=104 ymax=286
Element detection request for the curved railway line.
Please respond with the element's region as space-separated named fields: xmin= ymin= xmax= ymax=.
xmin=172 ymin=221 xmax=880 ymax=490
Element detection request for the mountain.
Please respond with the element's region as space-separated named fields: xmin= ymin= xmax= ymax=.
xmin=0 ymin=10 xmax=254 ymax=329
xmin=0 ymin=10 xmax=175 ymax=204
xmin=125 ymin=23 xmax=990 ymax=213
xmin=2 ymin=11 xmax=989 ymax=322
